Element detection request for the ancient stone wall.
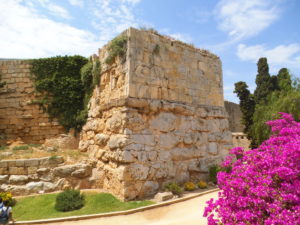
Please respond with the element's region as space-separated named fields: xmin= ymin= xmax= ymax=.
xmin=0 ymin=60 xmax=65 ymax=144
xmin=79 ymin=28 xmax=232 ymax=200
xmin=0 ymin=156 xmax=95 ymax=195
xmin=224 ymin=101 xmax=244 ymax=132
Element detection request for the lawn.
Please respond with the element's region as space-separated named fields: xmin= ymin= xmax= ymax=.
xmin=13 ymin=192 xmax=154 ymax=221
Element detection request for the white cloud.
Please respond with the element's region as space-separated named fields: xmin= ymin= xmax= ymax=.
xmin=215 ymin=0 xmax=281 ymax=41
xmin=0 ymin=0 xmax=100 ymax=58
xmin=33 ymin=0 xmax=72 ymax=19
xmin=91 ymin=0 xmax=141 ymax=41
xmin=237 ymin=43 xmax=300 ymax=71
xmin=68 ymin=0 xmax=84 ymax=7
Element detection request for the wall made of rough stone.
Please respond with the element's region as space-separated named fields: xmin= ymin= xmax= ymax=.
xmin=128 ymin=28 xmax=224 ymax=107
xmin=0 ymin=60 xmax=65 ymax=144
xmin=224 ymin=101 xmax=244 ymax=132
xmin=79 ymin=28 xmax=232 ymax=200
xmin=80 ymin=98 xmax=232 ymax=200
xmin=0 ymin=156 xmax=95 ymax=195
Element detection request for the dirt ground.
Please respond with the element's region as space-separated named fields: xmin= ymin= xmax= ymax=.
xmin=45 ymin=191 xmax=218 ymax=225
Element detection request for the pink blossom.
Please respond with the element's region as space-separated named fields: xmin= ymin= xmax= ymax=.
xmin=204 ymin=113 xmax=300 ymax=224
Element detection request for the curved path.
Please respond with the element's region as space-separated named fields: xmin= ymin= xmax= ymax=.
xmin=44 ymin=191 xmax=218 ymax=225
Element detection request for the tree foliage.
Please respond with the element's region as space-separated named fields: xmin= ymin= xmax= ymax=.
xmin=30 ymin=56 xmax=101 ymax=132
xmin=234 ymin=57 xmax=298 ymax=147
xmin=234 ymin=82 xmax=255 ymax=136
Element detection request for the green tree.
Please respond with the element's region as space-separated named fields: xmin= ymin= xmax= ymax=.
xmin=253 ymin=58 xmax=274 ymax=104
xmin=277 ymin=68 xmax=292 ymax=92
xmin=250 ymin=89 xmax=300 ymax=146
xmin=234 ymin=82 xmax=255 ymax=136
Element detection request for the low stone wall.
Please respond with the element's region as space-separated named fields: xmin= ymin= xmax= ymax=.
xmin=0 ymin=60 xmax=65 ymax=144
xmin=0 ymin=157 xmax=96 ymax=195
xmin=232 ymin=132 xmax=250 ymax=150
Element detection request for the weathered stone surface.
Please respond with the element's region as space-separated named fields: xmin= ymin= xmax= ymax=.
xmin=53 ymin=165 xmax=77 ymax=177
xmin=9 ymin=175 xmax=28 ymax=184
xmin=108 ymin=135 xmax=129 ymax=150
xmin=94 ymin=134 xmax=109 ymax=146
xmin=150 ymin=112 xmax=177 ymax=132
xmin=158 ymin=134 xmax=179 ymax=149
xmin=208 ymin=143 xmax=218 ymax=155
xmin=0 ymin=175 xmax=9 ymax=183
xmin=154 ymin=192 xmax=173 ymax=202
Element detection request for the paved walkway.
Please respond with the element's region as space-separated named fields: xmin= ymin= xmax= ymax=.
xmin=49 ymin=191 xmax=218 ymax=225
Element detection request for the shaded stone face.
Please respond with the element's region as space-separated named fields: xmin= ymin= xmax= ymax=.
xmin=80 ymin=28 xmax=232 ymax=200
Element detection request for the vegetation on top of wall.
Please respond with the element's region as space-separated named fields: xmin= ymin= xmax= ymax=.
xmin=105 ymin=35 xmax=128 ymax=65
xmin=30 ymin=55 xmax=101 ymax=132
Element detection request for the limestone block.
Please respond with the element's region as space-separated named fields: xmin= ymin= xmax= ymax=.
xmin=9 ymin=167 xmax=27 ymax=175
xmin=9 ymin=175 xmax=28 ymax=184
xmin=53 ymin=165 xmax=78 ymax=177
xmin=154 ymin=192 xmax=173 ymax=202
xmin=140 ymin=181 xmax=159 ymax=198
xmin=79 ymin=140 xmax=89 ymax=152
xmin=147 ymin=151 xmax=158 ymax=161
xmin=27 ymin=167 xmax=38 ymax=175
xmin=15 ymin=159 xmax=25 ymax=167
xmin=108 ymin=135 xmax=129 ymax=150
xmin=188 ymin=160 xmax=201 ymax=172
xmin=0 ymin=175 xmax=9 ymax=183
xmin=130 ymin=134 xmax=156 ymax=147
xmin=0 ymin=168 xmax=9 ymax=175
xmin=183 ymin=134 xmax=194 ymax=145
xmin=43 ymin=182 xmax=57 ymax=192
xmin=149 ymin=100 xmax=162 ymax=112
xmin=158 ymin=133 xmax=179 ymax=149
xmin=125 ymin=113 xmax=146 ymax=131
xmin=150 ymin=112 xmax=177 ymax=132
xmin=71 ymin=166 xmax=92 ymax=178
xmin=171 ymin=148 xmax=195 ymax=161
xmin=208 ymin=142 xmax=218 ymax=155
xmin=207 ymin=119 xmax=220 ymax=132
xmin=37 ymin=168 xmax=50 ymax=174
xmin=24 ymin=159 xmax=40 ymax=167
xmin=106 ymin=113 xmax=123 ymax=132
xmin=128 ymin=164 xmax=149 ymax=180
xmin=94 ymin=133 xmax=109 ymax=146
xmin=158 ymin=151 xmax=170 ymax=161
xmin=0 ymin=161 xmax=8 ymax=168
xmin=26 ymin=181 xmax=44 ymax=192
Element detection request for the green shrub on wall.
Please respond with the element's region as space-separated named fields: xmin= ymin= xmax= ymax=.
xmin=30 ymin=55 xmax=101 ymax=132
xmin=105 ymin=35 xmax=128 ymax=65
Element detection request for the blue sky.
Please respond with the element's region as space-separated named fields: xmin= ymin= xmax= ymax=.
xmin=1 ymin=0 xmax=299 ymax=103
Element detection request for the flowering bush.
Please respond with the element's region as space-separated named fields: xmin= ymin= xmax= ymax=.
xmin=184 ymin=182 xmax=196 ymax=191
xmin=204 ymin=113 xmax=300 ymax=225
xmin=0 ymin=192 xmax=16 ymax=206
xmin=198 ymin=181 xmax=208 ymax=189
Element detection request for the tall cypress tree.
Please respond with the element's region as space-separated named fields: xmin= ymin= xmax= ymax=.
xmin=234 ymin=81 xmax=255 ymax=136
xmin=253 ymin=58 xmax=274 ymax=104
xmin=277 ymin=68 xmax=292 ymax=92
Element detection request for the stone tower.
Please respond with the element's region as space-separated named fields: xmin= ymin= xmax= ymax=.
xmin=79 ymin=28 xmax=232 ymax=200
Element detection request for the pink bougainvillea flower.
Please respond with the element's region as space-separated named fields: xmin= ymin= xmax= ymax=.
xmin=204 ymin=113 xmax=300 ymax=224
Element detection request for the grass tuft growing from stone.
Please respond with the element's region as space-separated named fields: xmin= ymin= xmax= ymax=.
xmin=13 ymin=192 xmax=154 ymax=221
